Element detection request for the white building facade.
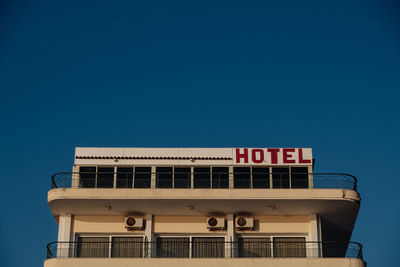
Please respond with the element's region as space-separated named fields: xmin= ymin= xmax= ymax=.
xmin=45 ymin=147 xmax=365 ymax=267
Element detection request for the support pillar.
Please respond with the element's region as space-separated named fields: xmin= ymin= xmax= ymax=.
xmin=225 ymin=214 xmax=236 ymax=258
xmin=145 ymin=214 xmax=154 ymax=258
xmin=57 ymin=214 xmax=72 ymax=258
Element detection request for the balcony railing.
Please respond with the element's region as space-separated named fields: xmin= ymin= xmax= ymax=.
xmin=51 ymin=172 xmax=357 ymax=191
xmin=46 ymin=240 xmax=363 ymax=259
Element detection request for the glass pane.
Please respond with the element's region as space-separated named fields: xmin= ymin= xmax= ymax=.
xmin=97 ymin=167 xmax=114 ymax=188
xmin=174 ymin=167 xmax=191 ymax=188
xmin=234 ymin=167 xmax=250 ymax=188
xmin=79 ymin=166 xmax=96 ymax=188
xmin=252 ymin=167 xmax=269 ymax=188
xmin=76 ymin=237 xmax=109 ymax=258
xmin=156 ymin=238 xmax=189 ymax=258
xmin=116 ymin=167 xmax=133 ymax=188
xmin=291 ymin=167 xmax=309 ymax=188
xmin=273 ymin=237 xmax=306 ymax=257
xmin=135 ymin=167 xmax=151 ymax=188
xmin=111 ymin=237 xmax=143 ymax=258
xmin=272 ymin=168 xmax=290 ymax=188
xmin=194 ymin=167 xmax=210 ymax=188
xmin=212 ymin=167 xmax=229 ymax=188
xmin=156 ymin=167 xmax=173 ymax=188
xmin=192 ymin=237 xmax=225 ymax=258
xmin=238 ymin=237 xmax=271 ymax=257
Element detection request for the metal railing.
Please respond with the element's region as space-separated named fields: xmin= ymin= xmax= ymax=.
xmin=51 ymin=172 xmax=357 ymax=191
xmin=46 ymin=240 xmax=363 ymax=259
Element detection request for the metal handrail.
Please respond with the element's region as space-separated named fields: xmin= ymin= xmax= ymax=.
xmin=51 ymin=172 xmax=358 ymax=191
xmin=46 ymin=240 xmax=363 ymax=259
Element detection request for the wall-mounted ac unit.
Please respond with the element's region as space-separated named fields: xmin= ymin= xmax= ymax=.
xmin=235 ymin=216 xmax=254 ymax=230
xmin=125 ymin=216 xmax=144 ymax=230
xmin=206 ymin=217 xmax=225 ymax=230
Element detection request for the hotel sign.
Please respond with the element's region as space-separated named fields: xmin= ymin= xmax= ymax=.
xmin=234 ymin=148 xmax=312 ymax=165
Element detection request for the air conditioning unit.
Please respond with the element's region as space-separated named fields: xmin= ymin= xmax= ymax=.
xmin=125 ymin=216 xmax=144 ymax=230
xmin=235 ymin=216 xmax=254 ymax=230
xmin=206 ymin=217 xmax=225 ymax=230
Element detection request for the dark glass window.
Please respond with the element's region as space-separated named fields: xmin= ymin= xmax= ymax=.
xmin=238 ymin=237 xmax=271 ymax=257
xmin=192 ymin=237 xmax=225 ymax=258
xmin=156 ymin=238 xmax=189 ymax=258
xmin=111 ymin=237 xmax=143 ymax=258
xmin=116 ymin=167 xmax=133 ymax=188
xmin=291 ymin=167 xmax=309 ymax=188
xmin=194 ymin=167 xmax=211 ymax=188
xmin=97 ymin=167 xmax=114 ymax=188
xmin=174 ymin=167 xmax=191 ymax=188
xmin=212 ymin=167 xmax=229 ymax=188
xmin=273 ymin=237 xmax=306 ymax=257
xmin=135 ymin=167 xmax=151 ymax=188
xmin=76 ymin=237 xmax=109 ymax=258
xmin=156 ymin=167 xmax=173 ymax=188
xmin=272 ymin=168 xmax=290 ymax=188
xmin=79 ymin=166 xmax=96 ymax=188
xmin=234 ymin=167 xmax=251 ymax=188
xmin=252 ymin=167 xmax=270 ymax=188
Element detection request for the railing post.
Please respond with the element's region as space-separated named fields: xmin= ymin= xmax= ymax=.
xmin=151 ymin=167 xmax=156 ymax=188
xmin=229 ymin=167 xmax=234 ymax=189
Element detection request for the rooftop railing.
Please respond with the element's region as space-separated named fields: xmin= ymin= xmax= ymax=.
xmin=51 ymin=172 xmax=357 ymax=191
xmin=46 ymin=240 xmax=363 ymax=260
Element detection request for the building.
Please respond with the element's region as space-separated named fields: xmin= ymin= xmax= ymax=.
xmin=45 ymin=147 xmax=365 ymax=267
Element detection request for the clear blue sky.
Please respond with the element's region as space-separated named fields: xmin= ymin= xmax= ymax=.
xmin=1 ymin=0 xmax=399 ymax=266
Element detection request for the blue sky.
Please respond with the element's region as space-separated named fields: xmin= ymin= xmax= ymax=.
xmin=1 ymin=0 xmax=399 ymax=266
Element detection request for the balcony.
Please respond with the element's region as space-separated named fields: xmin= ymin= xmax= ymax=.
xmin=47 ymin=240 xmax=363 ymax=259
xmin=51 ymin=171 xmax=357 ymax=190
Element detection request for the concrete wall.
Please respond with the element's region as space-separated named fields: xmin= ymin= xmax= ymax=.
xmin=72 ymin=215 xmax=310 ymax=235
xmin=44 ymin=258 xmax=366 ymax=267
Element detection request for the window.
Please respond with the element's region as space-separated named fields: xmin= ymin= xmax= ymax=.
xmin=192 ymin=237 xmax=225 ymax=258
xmin=156 ymin=167 xmax=173 ymax=188
xmin=156 ymin=237 xmax=189 ymax=258
xmin=234 ymin=167 xmax=251 ymax=188
xmin=194 ymin=167 xmax=210 ymax=188
xmin=76 ymin=237 xmax=109 ymax=258
xmin=252 ymin=167 xmax=270 ymax=188
xmin=97 ymin=167 xmax=114 ymax=188
xmin=273 ymin=237 xmax=306 ymax=257
xmin=212 ymin=167 xmax=229 ymax=188
xmin=79 ymin=166 xmax=96 ymax=188
xmin=174 ymin=167 xmax=191 ymax=188
xmin=111 ymin=237 xmax=143 ymax=258
xmin=291 ymin=167 xmax=309 ymax=188
xmin=116 ymin=167 xmax=133 ymax=188
xmin=238 ymin=237 xmax=271 ymax=257
xmin=134 ymin=167 xmax=151 ymax=188
xmin=272 ymin=168 xmax=290 ymax=188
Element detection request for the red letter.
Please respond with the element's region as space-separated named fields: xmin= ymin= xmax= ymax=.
xmin=267 ymin=148 xmax=280 ymax=164
xmin=283 ymin=148 xmax=296 ymax=163
xmin=252 ymin=149 xmax=264 ymax=163
xmin=298 ymin=148 xmax=311 ymax=164
xmin=236 ymin=148 xmax=248 ymax=163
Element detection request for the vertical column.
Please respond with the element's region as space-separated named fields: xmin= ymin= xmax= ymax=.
xmin=113 ymin=166 xmax=117 ymax=188
xmin=190 ymin=167 xmax=194 ymax=189
xmin=151 ymin=166 xmax=156 ymax=188
xmin=57 ymin=214 xmax=73 ymax=258
xmin=145 ymin=214 xmax=154 ymax=258
xmin=308 ymin=214 xmax=320 ymax=257
xmin=71 ymin=165 xmax=79 ymax=188
xmin=225 ymin=214 xmax=236 ymax=258
xmin=308 ymin=165 xmax=314 ymax=188
xmin=228 ymin=166 xmax=234 ymax=189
